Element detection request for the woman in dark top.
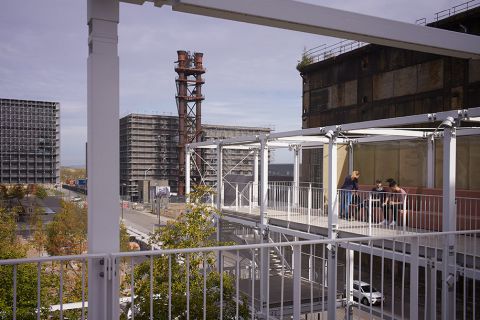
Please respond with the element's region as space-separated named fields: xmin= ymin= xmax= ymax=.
xmin=339 ymin=170 xmax=360 ymax=219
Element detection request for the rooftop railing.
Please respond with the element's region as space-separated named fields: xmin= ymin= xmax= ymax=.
xmin=1 ymin=230 xmax=479 ymax=319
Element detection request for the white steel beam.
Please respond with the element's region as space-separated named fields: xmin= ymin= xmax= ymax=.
xmin=87 ymin=0 xmax=120 ymax=318
xmin=346 ymin=128 xmax=426 ymax=137
xmin=168 ymin=0 xmax=480 ymax=59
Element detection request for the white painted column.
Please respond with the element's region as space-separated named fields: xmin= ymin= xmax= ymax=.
xmin=216 ymin=144 xmax=223 ymax=210
xmin=293 ymin=244 xmax=301 ymax=320
xmin=260 ymin=139 xmax=269 ymax=226
xmin=427 ymin=135 xmax=435 ymax=188
xmin=345 ymin=248 xmax=354 ymax=320
xmin=253 ymin=149 xmax=259 ymax=206
xmin=87 ymin=0 xmax=119 ymax=318
xmin=326 ymin=132 xmax=338 ymax=320
xmin=185 ymin=147 xmax=191 ymax=201
xmin=293 ymin=146 xmax=300 ymax=206
xmin=410 ymin=237 xmax=419 ymax=320
xmin=442 ymin=126 xmax=456 ymax=320
xmin=216 ymin=144 xmax=223 ymax=269
xmin=259 ymin=138 xmax=269 ymax=314
xmin=348 ymin=141 xmax=354 ymax=175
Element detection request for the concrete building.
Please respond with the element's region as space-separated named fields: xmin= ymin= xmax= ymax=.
xmin=298 ymin=5 xmax=480 ymax=189
xmin=0 ymin=98 xmax=60 ymax=184
xmin=120 ymin=114 xmax=179 ymax=201
xmin=201 ymin=124 xmax=271 ymax=186
xmin=120 ymin=115 xmax=271 ymax=200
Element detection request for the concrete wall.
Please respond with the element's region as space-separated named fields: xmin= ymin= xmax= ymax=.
xmin=299 ymin=8 xmax=480 ymax=190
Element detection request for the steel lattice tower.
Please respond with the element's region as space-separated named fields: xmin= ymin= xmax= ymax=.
xmin=175 ymin=50 xmax=205 ymax=195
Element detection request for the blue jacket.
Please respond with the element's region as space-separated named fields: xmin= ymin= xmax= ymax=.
xmin=340 ymin=176 xmax=358 ymax=190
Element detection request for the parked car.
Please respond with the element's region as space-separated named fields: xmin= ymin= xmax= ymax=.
xmin=71 ymin=196 xmax=82 ymax=202
xmin=353 ymin=280 xmax=384 ymax=305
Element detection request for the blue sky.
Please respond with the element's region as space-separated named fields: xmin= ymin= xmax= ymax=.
xmin=0 ymin=0 xmax=460 ymax=165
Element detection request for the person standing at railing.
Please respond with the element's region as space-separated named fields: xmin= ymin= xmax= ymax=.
xmin=385 ymin=181 xmax=407 ymax=227
xmin=339 ymin=170 xmax=360 ymax=220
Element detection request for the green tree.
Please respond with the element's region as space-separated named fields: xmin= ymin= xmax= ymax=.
xmin=45 ymin=201 xmax=88 ymax=256
xmin=128 ymin=186 xmax=249 ymax=319
xmin=34 ymin=185 xmax=48 ymax=200
xmin=0 ymin=208 xmax=56 ymax=319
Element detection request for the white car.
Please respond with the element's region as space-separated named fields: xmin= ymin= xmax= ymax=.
xmin=353 ymin=280 xmax=384 ymax=306
xmin=71 ymin=196 xmax=82 ymax=202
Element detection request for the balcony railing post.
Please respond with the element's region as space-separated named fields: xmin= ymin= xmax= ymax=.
xmin=345 ymin=245 xmax=354 ymax=320
xmin=403 ymin=196 xmax=407 ymax=232
xmin=288 ymin=187 xmax=291 ymax=220
xmin=308 ymin=183 xmax=312 ymax=224
xmin=410 ymin=237 xmax=419 ymax=320
xmin=293 ymin=244 xmax=301 ymax=320
xmin=368 ymin=193 xmax=372 ymax=235
xmin=249 ymin=183 xmax=252 ymax=213
xmin=235 ymin=183 xmax=239 ymax=210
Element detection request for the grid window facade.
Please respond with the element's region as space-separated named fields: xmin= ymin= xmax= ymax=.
xmin=0 ymin=98 xmax=60 ymax=184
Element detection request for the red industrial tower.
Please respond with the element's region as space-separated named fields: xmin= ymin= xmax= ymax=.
xmin=175 ymin=50 xmax=205 ymax=196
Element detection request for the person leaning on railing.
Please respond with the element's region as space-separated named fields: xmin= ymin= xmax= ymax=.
xmin=384 ymin=180 xmax=407 ymax=227
xmin=339 ymin=170 xmax=360 ymax=220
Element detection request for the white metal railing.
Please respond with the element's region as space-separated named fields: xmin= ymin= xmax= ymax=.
xmin=223 ymin=183 xmax=480 ymax=235
xmin=1 ymin=231 xmax=479 ymax=319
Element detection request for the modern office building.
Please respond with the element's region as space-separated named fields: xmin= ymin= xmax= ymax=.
xmin=0 ymin=98 xmax=60 ymax=184
xmin=120 ymin=113 xmax=179 ymax=200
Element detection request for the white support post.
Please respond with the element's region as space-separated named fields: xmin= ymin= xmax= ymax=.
xmin=249 ymin=183 xmax=252 ymax=213
xmin=348 ymin=141 xmax=354 ymax=175
xmin=327 ymin=132 xmax=338 ymax=320
xmin=287 ymin=188 xmax=291 ymax=220
xmin=253 ymin=149 xmax=259 ymax=206
xmin=185 ymin=147 xmax=191 ymax=202
xmin=260 ymin=139 xmax=269 ymax=226
xmin=345 ymin=248 xmax=354 ymax=320
xmin=410 ymin=237 xmax=419 ymax=320
xmin=293 ymin=146 xmax=300 ymax=206
xmin=87 ymin=0 xmax=119 ymax=318
xmin=235 ymin=183 xmax=239 ymax=210
xmin=427 ymin=136 xmax=435 ymax=188
xmin=368 ymin=193 xmax=372 ymax=236
xmin=259 ymin=138 xmax=269 ymax=314
xmin=426 ymin=261 xmax=436 ymax=320
xmin=442 ymin=126 xmax=456 ymax=320
xmin=308 ymin=183 xmax=312 ymax=224
xmin=293 ymin=245 xmax=301 ymax=320
xmin=216 ymin=145 xmax=223 ymax=210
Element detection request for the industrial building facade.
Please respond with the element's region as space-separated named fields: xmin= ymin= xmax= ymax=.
xmin=120 ymin=114 xmax=270 ymax=200
xmin=201 ymin=124 xmax=271 ymax=186
xmin=298 ymin=6 xmax=480 ymax=189
xmin=0 ymin=98 xmax=60 ymax=184
xmin=120 ymin=114 xmax=179 ymax=200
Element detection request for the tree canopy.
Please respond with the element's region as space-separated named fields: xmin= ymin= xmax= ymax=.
xmin=127 ymin=186 xmax=249 ymax=319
